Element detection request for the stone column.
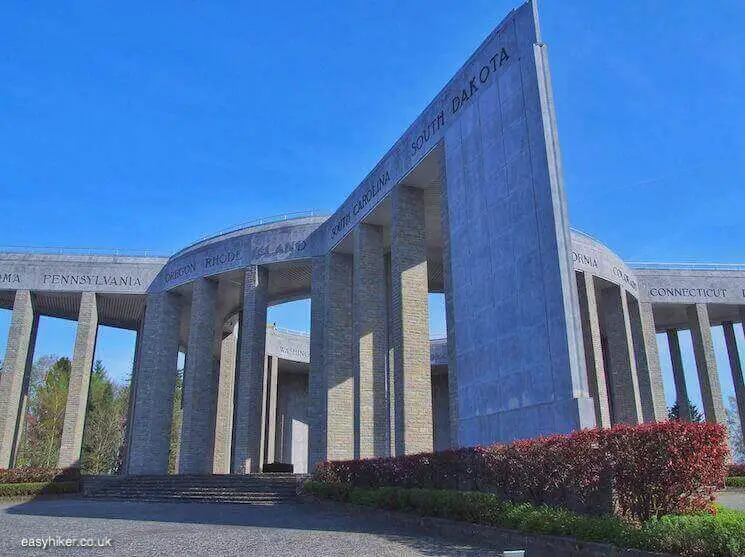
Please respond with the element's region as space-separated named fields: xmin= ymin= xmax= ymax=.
xmin=180 ymin=278 xmax=219 ymax=474
xmin=390 ymin=184 xmax=433 ymax=455
xmin=353 ymin=223 xmax=388 ymax=458
xmin=213 ymin=322 xmax=237 ymax=474
xmin=128 ymin=291 xmax=181 ymax=475
xmin=667 ymin=329 xmax=691 ymax=421
xmin=122 ymin=321 xmax=144 ymax=474
xmin=232 ymin=266 xmax=268 ymax=473
xmin=0 ymin=290 xmax=38 ymax=468
xmin=601 ymin=285 xmax=642 ymax=424
xmin=58 ymin=292 xmax=99 ymax=468
xmin=264 ymin=355 xmax=279 ymax=464
xmin=308 ymin=257 xmax=327 ymax=470
xmin=576 ymin=272 xmax=611 ymax=428
xmin=628 ymin=299 xmax=667 ymax=423
xmin=439 ymin=158 xmax=459 ymax=448
xmin=687 ymin=304 xmax=726 ymax=424
xmin=324 ymin=252 xmax=354 ymax=461
xmin=723 ymin=321 xmax=745 ymax=443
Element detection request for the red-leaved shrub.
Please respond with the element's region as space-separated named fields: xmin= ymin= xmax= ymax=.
xmin=0 ymin=467 xmax=81 ymax=484
xmin=313 ymin=422 xmax=728 ymax=521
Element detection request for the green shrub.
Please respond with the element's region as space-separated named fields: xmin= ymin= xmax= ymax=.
xmin=0 ymin=468 xmax=80 ymax=484
xmin=0 ymin=481 xmax=80 ymax=498
xmin=305 ymin=481 xmax=745 ymax=557
xmin=725 ymin=476 xmax=745 ymax=488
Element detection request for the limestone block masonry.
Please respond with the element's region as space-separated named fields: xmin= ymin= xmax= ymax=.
xmin=180 ymin=278 xmax=219 ymax=474
xmin=232 ymin=267 xmax=269 ymax=473
xmin=128 ymin=292 xmax=181 ymax=475
xmin=353 ymin=224 xmax=388 ymax=458
xmin=0 ymin=291 xmax=37 ymax=468
xmin=58 ymin=292 xmax=99 ymax=468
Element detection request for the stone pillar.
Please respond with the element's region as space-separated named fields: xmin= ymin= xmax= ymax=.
xmin=324 ymin=252 xmax=354 ymax=461
xmin=390 ymin=184 xmax=433 ymax=455
xmin=179 ymin=278 xmax=218 ymax=474
xmin=213 ymin=322 xmax=237 ymax=474
xmin=601 ymin=285 xmax=642 ymax=424
xmin=0 ymin=291 xmax=38 ymax=468
xmin=723 ymin=321 xmax=745 ymax=443
xmin=628 ymin=299 xmax=667 ymax=423
xmin=353 ymin=223 xmax=388 ymax=458
xmin=667 ymin=329 xmax=691 ymax=421
xmin=232 ymin=266 xmax=268 ymax=473
xmin=439 ymin=158 xmax=459 ymax=448
xmin=576 ymin=272 xmax=611 ymax=428
xmin=264 ymin=355 xmax=279 ymax=464
xmin=58 ymin=292 xmax=99 ymax=468
xmin=122 ymin=321 xmax=144 ymax=474
xmin=308 ymin=257 xmax=327 ymax=470
xmin=128 ymin=291 xmax=181 ymax=475
xmin=687 ymin=304 xmax=726 ymax=424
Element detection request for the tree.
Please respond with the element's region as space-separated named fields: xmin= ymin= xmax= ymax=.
xmin=16 ymin=357 xmax=71 ymax=468
xmin=168 ymin=369 xmax=184 ymax=475
xmin=668 ymin=399 xmax=704 ymax=423
xmin=726 ymin=396 xmax=744 ymax=463
xmin=80 ymin=360 xmax=129 ymax=474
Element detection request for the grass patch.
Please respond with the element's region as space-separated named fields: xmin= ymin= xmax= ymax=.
xmin=725 ymin=476 xmax=745 ymax=488
xmin=305 ymin=481 xmax=745 ymax=557
xmin=0 ymin=481 xmax=80 ymax=498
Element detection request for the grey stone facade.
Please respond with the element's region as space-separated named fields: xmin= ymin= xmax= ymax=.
xmin=213 ymin=323 xmax=237 ymax=474
xmin=687 ymin=304 xmax=727 ymax=424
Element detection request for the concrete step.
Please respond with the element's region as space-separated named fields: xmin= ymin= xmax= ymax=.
xmin=82 ymin=474 xmax=307 ymax=504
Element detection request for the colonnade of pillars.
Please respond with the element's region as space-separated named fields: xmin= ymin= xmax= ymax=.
xmin=0 ymin=290 xmax=101 ymax=469
xmin=124 ymin=183 xmax=434 ymax=475
xmin=576 ymin=270 xmax=745 ymax=432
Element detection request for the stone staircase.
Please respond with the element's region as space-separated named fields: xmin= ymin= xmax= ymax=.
xmin=82 ymin=474 xmax=308 ymax=504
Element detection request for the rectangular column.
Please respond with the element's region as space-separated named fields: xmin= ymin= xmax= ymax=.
xmin=232 ymin=266 xmax=268 ymax=473
xmin=122 ymin=320 xmax=144 ymax=474
xmin=723 ymin=321 xmax=745 ymax=444
xmin=687 ymin=304 xmax=726 ymax=424
xmin=128 ymin=291 xmax=181 ymax=475
xmin=667 ymin=329 xmax=691 ymax=421
xmin=324 ymin=252 xmax=354 ymax=461
xmin=601 ymin=285 xmax=642 ymax=424
xmin=308 ymin=257 xmax=327 ymax=470
xmin=576 ymin=272 xmax=611 ymax=428
xmin=58 ymin=292 xmax=99 ymax=468
xmin=439 ymin=156 xmax=459 ymax=448
xmin=213 ymin=322 xmax=237 ymax=474
xmin=391 ymin=184 xmax=433 ymax=455
xmin=179 ymin=278 xmax=219 ymax=474
xmin=353 ymin=223 xmax=388 ymax=458
xmin=264 ymin=355 xmax=279 ymax=463
xmin=0 ymin=290 xmax=38 ymax=468
xmin=628 ymin=299 xmax=667 ymax=423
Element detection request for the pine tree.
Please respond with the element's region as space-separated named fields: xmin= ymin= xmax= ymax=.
xmin=668 ymin=399 xmax=704 ymax=423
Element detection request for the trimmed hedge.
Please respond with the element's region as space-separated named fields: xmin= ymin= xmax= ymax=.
xmin=314 ymin=422 xmax=729 ymax=522
xmin=305 ymin=481 xmax=745 ymax=557
xmin=0 ymin=468 xmax=81 ymax=484
xmin=726 ymin=477 xmax=745 ymax=488
xmin=0 ymin=481 xmax=80 ymax=498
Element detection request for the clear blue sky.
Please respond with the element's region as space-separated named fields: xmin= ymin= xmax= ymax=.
xmin=1 ymin=1 xmax=743 ymax=417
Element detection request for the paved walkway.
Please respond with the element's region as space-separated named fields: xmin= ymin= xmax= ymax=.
xmin=0 ymin=497 xmax=505 ymax=556
xmin=718 ymin=489 xmax=745 ymax=511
